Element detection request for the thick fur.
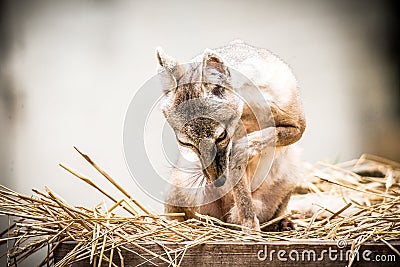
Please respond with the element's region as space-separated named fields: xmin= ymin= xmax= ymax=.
xmin=158 ymin=40 xmax=306 ymax=231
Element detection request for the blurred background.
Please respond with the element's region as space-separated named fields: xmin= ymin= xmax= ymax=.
xmin=0 ymin=0 xmax=399 ymax=265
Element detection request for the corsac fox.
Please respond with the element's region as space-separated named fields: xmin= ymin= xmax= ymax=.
xmin=156 ymin=40 xmax=306 ymax=231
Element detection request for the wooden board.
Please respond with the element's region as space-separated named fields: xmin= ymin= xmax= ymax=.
xmin=54 ymin=241 xmax=400 ymax=266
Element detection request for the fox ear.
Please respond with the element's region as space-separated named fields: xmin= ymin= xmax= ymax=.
xmin=156 ymin=47 xmax=184 ymax=93
xmin=202 ymin=49 xmax=230 ymax=85
xmin=156 ymin=47 xmax=177 ymax=72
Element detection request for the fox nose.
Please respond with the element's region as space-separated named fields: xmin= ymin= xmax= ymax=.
xmin=213 ymin=175 xmax=226 ymax=187
xmin=198 ymin=139 xmax=216 ymax=167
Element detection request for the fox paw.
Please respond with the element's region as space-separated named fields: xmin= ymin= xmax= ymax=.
xmin=279 ymin=218 xmax=295 ymax=231
xmin=242 ymin=216 xmax=260 ymax=233
xmin=263 ymin=218 xmax=295 ymax=232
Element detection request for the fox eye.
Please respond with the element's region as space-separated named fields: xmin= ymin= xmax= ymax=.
xmin=177 ymin=139 xmax=194 ymax=148
xmin=212 ymin=85 xmax=224 ymax=97
xmin=216 ymin=130 xmax=227 ymax=143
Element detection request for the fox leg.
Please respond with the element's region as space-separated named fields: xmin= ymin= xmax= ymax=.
xmin=235 ymin=99 xmax=306 ymax=155
xmin=250 ymin=125 xmax=304 ymax=147
xmin=231 ymin=124 xmax=304 ymax=165
xmin=242 ymin=95 xmax=306 ymax=149
xmin=227 ymin=167 xmax=260 ymax=231
xmin=228 ymin=126 xmax=300 ymax=231
xmin=271 ymin=194 xmax=295 ymax=231
xmin=253 ymin=193 xmax=295 ymax=231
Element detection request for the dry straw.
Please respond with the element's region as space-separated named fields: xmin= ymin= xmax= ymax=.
xmin=0 ymin=149 xmax=399 ymax=266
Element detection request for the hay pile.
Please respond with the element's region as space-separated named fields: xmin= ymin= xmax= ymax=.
xmin=0 ymin=149 xmax=399 ymax=266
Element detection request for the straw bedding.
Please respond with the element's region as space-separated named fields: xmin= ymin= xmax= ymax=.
xmin=0 ymin=148 xmax=399 ymax=266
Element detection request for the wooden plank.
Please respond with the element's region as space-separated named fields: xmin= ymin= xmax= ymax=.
xmin=54 ymin=241 xmax=400 ymax=266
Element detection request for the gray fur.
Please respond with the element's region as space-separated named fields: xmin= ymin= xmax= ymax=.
xmin=158 ymin=40 xmax=306 ymax=231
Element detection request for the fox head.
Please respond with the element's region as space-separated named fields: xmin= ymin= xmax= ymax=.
xmin=156 ymin=48 xmax=244 ymax=187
